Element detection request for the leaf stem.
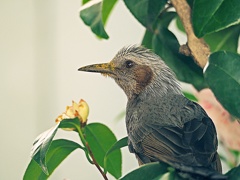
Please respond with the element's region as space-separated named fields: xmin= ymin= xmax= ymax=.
xmin=76 ymin=124 xmax=108 ymax=180
xmin=82 ymin=147 xmax=94 ymax=164
xmin=78 ymin=128 xmax=93 ymax=160
xmin=85 ymin=142 xmax=109 ymax=180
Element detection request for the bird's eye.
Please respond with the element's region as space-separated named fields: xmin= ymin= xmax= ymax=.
xmin=125 ymin=60 xmax=134 ymax=68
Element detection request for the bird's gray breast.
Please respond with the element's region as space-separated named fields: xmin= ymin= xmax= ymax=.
xmin=126 ymin=94 xmax=191 ymax=153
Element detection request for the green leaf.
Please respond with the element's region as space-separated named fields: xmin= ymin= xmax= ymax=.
xmin=104 ymin=137 xmax=127 ymax=172
xmin=141 ymin=29 xmax=154 ymax=49
xmin=177 ymin=11 xmax=240 ymax=53
xmin=58 ymin=117 xmax=81 ymax=131
xmin=192 ymin=0 xmax=240 ymax=37
xmin=30 ymin=118 xmax=82 ymax=175
xmin=80 ymin=0 xmax=117 ymax=39
xmin=175 ymin=16 xmax=185 ymax=33
xmin=204 ymin=51 xmax=240 ymax=118
xmin=176 ymin=17 xmax=240 ymax=53
xmin=102 ymin=0 xmax=117 ymax=25
xmin=23 ymin=139 xmax=81 ymax=180
xmin=82 ymin=0 xmax=90 ymax=5
xmin=226 ymin=165 xmax=240 ymax=180
xmin=84 ymin=123 xmax=122 ymax=178
xmin=186 ymin=0 xmax=194 ymax=8
xmin=204 ymin=25 xmax=240 ymax=53
xmin=31 ymin=124 xmax=59 ymax=175
xmin=183 ymin=91 xmax=198 ymax=102
xmin=120 ymin=162 xmax=170 ymax=180
xmin=152 ymin=12 xmax=207 ymax=90
xmin=105 ymin=136 xmax=128 ymax=157
xmin=123 ymin=0 xmax=167 ymax=28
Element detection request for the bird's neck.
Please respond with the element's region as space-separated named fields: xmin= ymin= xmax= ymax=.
xmin=134 ymin=76 xmax=182 ymax=101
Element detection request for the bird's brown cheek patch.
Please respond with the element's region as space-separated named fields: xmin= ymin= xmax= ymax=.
xmin=134 ymin=65 xmax=153 ymax=94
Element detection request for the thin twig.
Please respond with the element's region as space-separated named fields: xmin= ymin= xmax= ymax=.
xmin=85 ymin=142 xmax=108 ymax=180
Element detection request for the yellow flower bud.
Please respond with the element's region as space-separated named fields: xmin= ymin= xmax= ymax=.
xmin=78 ymin=99 xmax=89 ymax=123
xmin=55 ymin=99 xmax=89 ymax=129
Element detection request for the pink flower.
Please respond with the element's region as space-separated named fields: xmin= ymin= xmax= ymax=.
xmin=194 ymin=88 xmax=240 ymax=151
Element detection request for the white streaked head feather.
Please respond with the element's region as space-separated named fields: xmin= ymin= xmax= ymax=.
xmin=112 ymin=45 xmax=182 ymax=99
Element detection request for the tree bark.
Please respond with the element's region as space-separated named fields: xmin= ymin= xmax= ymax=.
xmin=171 ymin=0 xmax=210 ymax=68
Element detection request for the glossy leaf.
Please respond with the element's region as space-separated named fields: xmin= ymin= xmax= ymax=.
xmin=152 ymin=12 xmax=207 ymax=90
xmin=120 ymin=162 xmax=170 ymax=180
xmin=186 ymin=0 xmax=194 ymax=8
xmin=31 ymin=124 xmax=59 ymax=175
xmin=30 ymin=118 xmax=82 ymax=175
xmin=192 ymin=0 xmax=240 ymax=37
xmin=176 ymin=17 xmax=240 ymax=53
xmin=204 ymin=51 xmax=240 ymax=118
xmin=23 ymin=139 xmax=81 ymax=180
xmin=226 ymin=164 xmax=240 ymax=179
xmin=84 ymin=123 xmax=122 ymax=178
xmin=141 ymin=29 xmax=154 ymax=49
xmin=58 ymin=117 xmax=81 ymax=131
xmin=204 ymin=25 xmax=240 ymax=53
xmin=104 ymin=136 xmax=127 ymax=172
xmin=123 ymin=0 xmax=167 ymax=28
xmin=105 ymin=136 xmax=128 ymax=157
xmin=80 ymin=0 xmax=117 ymax=39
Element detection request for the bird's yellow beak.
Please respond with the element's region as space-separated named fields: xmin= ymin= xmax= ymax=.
xmin=78 ymin=62 xmax=115 ymax=76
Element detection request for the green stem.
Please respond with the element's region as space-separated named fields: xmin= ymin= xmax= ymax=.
xmin=76 ymin=125 xmax=108 ymax=180
xmin=85 ymin=142 xmax=109 ymax=180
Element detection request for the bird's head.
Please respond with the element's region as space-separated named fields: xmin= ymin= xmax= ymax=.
xmin=78 ymin=46 xmax=181 ymax=100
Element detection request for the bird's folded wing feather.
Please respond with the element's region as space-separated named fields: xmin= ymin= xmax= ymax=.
xmin=135 ymin=101 xmax=222 ymax=173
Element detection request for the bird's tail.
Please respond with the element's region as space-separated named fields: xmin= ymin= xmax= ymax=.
xmin=168 ymin=162 xmax=227 ymax=180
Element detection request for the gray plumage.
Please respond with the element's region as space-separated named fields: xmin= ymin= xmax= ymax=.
xmin=78 ymin=46 xmax=226 ymax=179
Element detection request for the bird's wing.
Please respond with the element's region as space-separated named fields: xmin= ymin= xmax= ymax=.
xmin=134 ymin=100 xmax=222 ymax=173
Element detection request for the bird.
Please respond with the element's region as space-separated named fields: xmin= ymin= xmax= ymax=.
xmin=78 ymin=46 xmax=226 ymax=179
